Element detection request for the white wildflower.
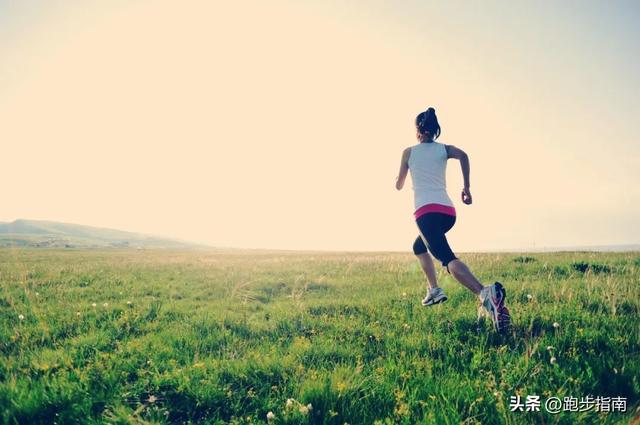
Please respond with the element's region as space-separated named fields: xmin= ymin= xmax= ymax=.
xmin=92 ymin=303 xmax=97 ymax=308
xmin=18 ymin=314 xmax=24 ymax=320
xmin=552 ymin=322 xmax=560 ymax=329
xmin=103 ymin=302 xmax=109 ymax=307
xmin=550 ymin=356 xmax=557 ymax=365
xmin=127 ymin=301 xmax=132 ymax=305
xmin=286 ymin=398 xmax=294 ymax=408
xmin=76 ymin=311 xmax=81 ymax=317
xmin=546 ymin=346 xmax=554 ymax=351
xmin=147 ymin=395 xmax=157 ymax=403
xmin=526 ymin=294 xmax=532 ymax=300
xmin=266 ymin=411 xmax=275 ymax=421
xmin=306 ymin=403 xmax=313 ymax=411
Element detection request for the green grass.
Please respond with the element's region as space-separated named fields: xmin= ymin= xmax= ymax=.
xmin=0 ymin=249 xmax=638 ymax=424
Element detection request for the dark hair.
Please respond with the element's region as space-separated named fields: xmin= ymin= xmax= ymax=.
xmin=415 ymin=107 xmax=441 ymax=140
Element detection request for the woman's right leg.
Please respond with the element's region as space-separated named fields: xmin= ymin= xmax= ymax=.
xmin=417 ymin=213 xmax=511 ymax=332
xmin=447 ymin=259 xmax=484 ymax=295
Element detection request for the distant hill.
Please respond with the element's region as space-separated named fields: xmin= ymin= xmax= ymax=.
xmin=0 ymin=219 xmax=202 ymax=249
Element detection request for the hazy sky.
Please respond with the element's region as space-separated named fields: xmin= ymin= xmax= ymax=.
xmin=1 ymin=0 xmax=639 ymax=251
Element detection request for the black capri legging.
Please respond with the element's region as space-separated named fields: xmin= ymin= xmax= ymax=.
xmin=412 ymin=212 xmax=458 ymax=268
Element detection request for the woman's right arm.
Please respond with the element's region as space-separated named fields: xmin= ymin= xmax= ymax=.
xmin=446 ymin=145 xmax=472 ymax=205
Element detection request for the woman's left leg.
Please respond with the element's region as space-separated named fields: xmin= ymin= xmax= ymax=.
xmin=413 ymin=236 xmax=438 ymax=290
xmin=413 ymin=236 xmax=447 ymax=306
xmin=417 ymin=213 xmax=484 ymax=294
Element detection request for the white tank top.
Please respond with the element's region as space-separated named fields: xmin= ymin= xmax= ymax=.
xmin=408 ymin=142 xmax=454 ymax=210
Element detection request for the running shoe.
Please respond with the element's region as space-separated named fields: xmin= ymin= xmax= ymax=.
xmin=479 ymin=282 xmax=511 ymax=333
xmin=422 ymin=287 xmax=448 ymax=306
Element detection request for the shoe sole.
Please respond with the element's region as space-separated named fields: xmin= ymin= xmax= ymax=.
xmin=498 ymin=306 xmax=511 ymax=333
xmin=483 ymin=282 xmax=507 ymax=332
xmin=422 ymin=295 xmax=448 ymax=307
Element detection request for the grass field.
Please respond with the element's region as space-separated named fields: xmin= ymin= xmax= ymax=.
xmin=1 ymin=249 xmax=638 ymax=424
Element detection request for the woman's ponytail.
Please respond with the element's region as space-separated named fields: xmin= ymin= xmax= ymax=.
xmin=415 ymin=107 xmax=441 ymax=140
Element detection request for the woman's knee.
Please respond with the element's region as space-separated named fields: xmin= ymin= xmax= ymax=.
xmin=412 ymin=236 xmax=428 ymax=255
xmin=437 ymin=253 xmax=459 ymax=272
xmin=445 ymin=258 xmax=458 ymax=274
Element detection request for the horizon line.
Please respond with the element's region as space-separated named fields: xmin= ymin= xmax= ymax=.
xmin=1 ymin=218 xmax=638 ymax=254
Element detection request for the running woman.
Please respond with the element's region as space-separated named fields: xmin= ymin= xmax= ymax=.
xmin=395 ymin=107 xmax=511 ymax=332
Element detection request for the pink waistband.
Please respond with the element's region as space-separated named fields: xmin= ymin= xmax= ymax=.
xmin=414 ymin=203 xmax=456 ymax=219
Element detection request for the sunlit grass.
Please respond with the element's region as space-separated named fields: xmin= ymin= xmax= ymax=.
xmin=0 ymin=249 xmax=638 ymax=424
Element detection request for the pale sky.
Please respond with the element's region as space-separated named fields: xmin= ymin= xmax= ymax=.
xmin=1 ymin=0 xmax=639 ymax=251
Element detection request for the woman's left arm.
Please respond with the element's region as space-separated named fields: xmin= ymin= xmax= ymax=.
xmin=395 ymin=147 xmax=411 ymax=190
